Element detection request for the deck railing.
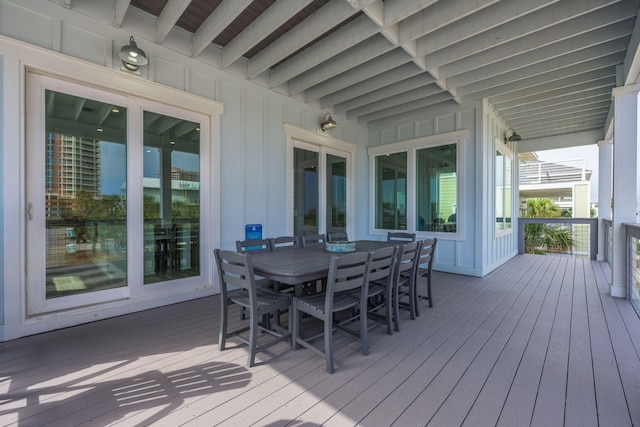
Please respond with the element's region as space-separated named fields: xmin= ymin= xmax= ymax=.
xmin=626 ymin=223 xmax=640 ymax=317
xmin=517 ymin=217 xmax=598 ymax=259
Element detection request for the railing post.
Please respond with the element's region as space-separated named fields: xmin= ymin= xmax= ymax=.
xmin=597 ymin=139 xmax=613 ymax=261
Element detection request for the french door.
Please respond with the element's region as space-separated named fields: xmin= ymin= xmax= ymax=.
xmin=25 ymin=72 xmax=207 ymax=315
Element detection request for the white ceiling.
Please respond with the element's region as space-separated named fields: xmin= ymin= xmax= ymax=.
xmin=66 ymin=0 xmax=640 ymax=141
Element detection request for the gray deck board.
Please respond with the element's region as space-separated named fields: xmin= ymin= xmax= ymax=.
xmin=1 ymin=255 xmax=639 ymax=427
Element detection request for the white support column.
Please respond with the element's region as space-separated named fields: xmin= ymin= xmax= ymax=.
xmin=611 ymin=83 xmax=640 ymax=298
xmin=596 ymin=139 xmax=612 ymax=261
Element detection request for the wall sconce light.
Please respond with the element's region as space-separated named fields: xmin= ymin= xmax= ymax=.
xmin=504 ymin=128 xmax=521 ymax=142
xmin=320 ymin=113 xmax=337 ymax=132
xmin=119 ymin=36 xmax=148 ymax=71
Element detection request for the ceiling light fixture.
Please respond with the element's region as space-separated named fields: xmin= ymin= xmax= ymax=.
xmin=504 ymin=128 xmax=522 ymax=142
xmin=320 ymin=113 xmax=337 ymax=132
xmin=119 ymin=36 xmax=148 ymax=71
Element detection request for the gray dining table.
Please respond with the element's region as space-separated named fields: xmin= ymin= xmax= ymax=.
xmin=249 ymin=240 xmax=399 ymax=295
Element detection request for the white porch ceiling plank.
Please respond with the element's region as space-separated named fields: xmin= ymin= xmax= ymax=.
xmin=221 ymin=0 xmax=313 ymax=69
xmin=399 ymin=0 xmax=500 ymax=44
xmin=501 ymin=93 xmax=612 ymax=119
xmin=269 ymin=15 xmax=379 ymax=88
xmin=347 ymin=85 xmax=445 ymax=119
xmin=319 ymin=63 xmax=423 ymax=107
xmin=335 ymin=74 xmax=436 ymax=114
xmin=509 ymin=103 xmax=611 ymax=126
xmin=523 ymin=123 xmax=604 ymax=139
xmin=384 ymin=0 xmax=438 ymax=26
xmin=192 ymin=0 xmax=253 ymax=57
xmin=114 ymin=0 xmax=131 ymax=27
xmin=516 ymin=113 xmax=607 ymax=132
xmin=491 ymin=75 xmax=616 ymax=108
xmin=304 ymin=49 xmax=413 ymax=101
xmin=357 ymin=93 xmax=452 ymax=124
xmin=247 ymin=0 xmax=358 ymax=79
xmin=439 ymin=15 xmax=635 ymax=79
xmin=424 ymin=0 xmax=636 ymax=69
xmin=288 ymin=35 xmax=394 ymax=95
xmin=157 ymin=0 xmax=192 ymax=43
xmin=447 ymin=36 xmax=630 ymax=88
xmin=415 ymin=0 xmax=558 ymax=54
xmin=458 ymin=52 xmax=625 ymax=98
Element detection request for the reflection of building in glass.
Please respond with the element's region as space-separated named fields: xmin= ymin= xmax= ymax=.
xmin=46 ymin=133 xmax=101 ymax=219
xmin=144 ymin=167 xmax=200 ymax=205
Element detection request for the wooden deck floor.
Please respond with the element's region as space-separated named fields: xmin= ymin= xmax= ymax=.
xmin=1 ymin=254 xmax=639 ymax=426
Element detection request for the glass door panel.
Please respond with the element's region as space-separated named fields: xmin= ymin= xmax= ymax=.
xmin=44 ymin=90 xmax=128 ymax=299
xmin=326 ymin=154 xmax=347 ymax=236
xmin=143 ymin=111 xmax=201 ymax=284
xmin=294 ymin=148 xmax=319 ymax=236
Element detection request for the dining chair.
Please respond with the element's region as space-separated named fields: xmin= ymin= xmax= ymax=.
xmin=352 ymin=246 xmax=397 ymax=336
xmin=327 ymin=231 xmax=349 ymax=242
xmin=415 ymin=238 xmax=437 ymax=314
xmin=387 ymin=232 xmax=416 ymax=242
xmin=392 ymin=240 xmax=422 ymax=332
xmin=291 ymin=251 xmax=369 ymax=373
xmin=269 ymin=235 xmax=299 ymax=250
xmin=214 ymin=249 xmax=292 ymax=368
xmin=300 ymin=233 xmax=326 ymax=247
xmin=236 ymin=238 xmax=272 ymax=253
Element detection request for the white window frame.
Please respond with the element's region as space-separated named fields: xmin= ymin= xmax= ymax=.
xmin=368 ymin=129 xmax=468 ymax=240
xmin=284 ymin=124 xmax=356 ymax=238
xmin=495 ymin=138 xmax=514 ymax=237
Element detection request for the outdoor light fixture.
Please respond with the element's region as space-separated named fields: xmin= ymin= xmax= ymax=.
xmin=504 ymin=128 xmax=522 ymax=142
xmin=119 ymin=36 xmax=148 ymax=71
xmin=320 ymin=113 xmax=337 ymax=132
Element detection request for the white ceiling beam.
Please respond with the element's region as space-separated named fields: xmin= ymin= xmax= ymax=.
xmin=335 ymin=74 xmax=436 ymax=114
xmin=356 ymin=92 xmax=452 ymax=124
xmin=447 ymin=36 xmax=629 ymax=88
xmin=458 ymin=52 xmax=625 ymax=98
xmin=439 ymin=15 xmax=635 ymax=79
xmin=319 ymin=63 xmax=423 ymax=107
xmin=192 ymin=0 xmax=253 ymax=57
xmin=157 ymin=0 xmax=192 ymax=43
xmin=247 ymin=0 xmax=357 ymax=79
xmin=304 ymin=49 xmax=413 ymax=101
xmin=516 ymin=113 xmax=607 ymax=132
xmin=505 ymin=99 xmax=611 ymax=124
xmin=414 ymin=0 xmax=557 ymax=53
xmin=490 ymin=74 xmax=616 ymax=108
xmin=509 ymin=104 xmax=611 ymax=127
xmin=425 ymin=0 xmax=636 ymax=69
xmin=353 ymin=0 xmax=385 ymax=27
xmin=521 ymin=121 xmax=604 ymax=139
xmin=399 ymin=0 xmax=501 ymax=44
xmin=347 ymin=85 xmax=445 ymax=119
xmin=622 ymin=4 xmax=640 ymax=84
xmin=384 ymin=0 xmax=438 ymax=26
xmin=288 ymin=35 xmax=394 ymax=95
xmin=222 ymin=0 xmax=313 ymax=69
xmin=500 ymin=92 xmax=611 ymax=118
xmin=269 ymin=15 xmax=379 ymax=88
xmin=114 ymin=0 xmax=131 ymax=27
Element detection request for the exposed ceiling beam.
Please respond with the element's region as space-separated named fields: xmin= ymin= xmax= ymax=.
xmin=157 ymin=0 xmax=192 ymax=43
xmin=192 ymin=0 xmax=253 ymax=57
xmin=384 ymin=0 xmax=438 ymax=26
xmin=222 ymin=0 xmax=313 ymax=69
xmin=347 ymin=84 xmax=445 ymax=119
xmin=114 ymin=0 xmax=131 ymax=27
xmin=357 ymin=92 xmax=452 ymax=124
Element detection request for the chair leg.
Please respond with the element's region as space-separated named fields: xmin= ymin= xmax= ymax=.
xmin=409 ymin=281 xmax=417 ymax=320
xmin=325 ymin=312 xmax=334 ymax=374
xmin=427 ymin=276 xmax=433 ymax=308
xmin=393 ymin=282 xmax=401 ymax=332
xmin=292 ymin=300 xmax=300 ymax=351
xmin=360 ymin=298 xmax=369 ymax=356
xmin=247 ymin=309 xmax=259 ymax=367
xmin=219 ymin=297 xmax=228 ymax=351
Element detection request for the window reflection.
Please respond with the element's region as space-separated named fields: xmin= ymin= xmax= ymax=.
xmin=143 ymin=111 xmax=200 ymax=283
xmin=416 ymin=144 xmax=457 ymax=232
xmin=376 ymin=152 xmax=407 ymax=230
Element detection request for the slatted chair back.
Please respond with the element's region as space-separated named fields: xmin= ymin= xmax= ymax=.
xmin=300 ymin=233 xmax=326 ymax=247
xmin=236 ymin=238 xmax=272 ymax=253
xmin=415 ymin=238 xmax=437 ymax=312
xmin=269 ymin=235 xmax=299 ymax=250
xmin=215 ymin=249 xmax=291 ymax=367
xmin=327 ymin=231 xmax=348 ymax=242
xmin=392 ymin=240 xmax=422 ymax=332
xmin=387 ymin=232 xmax=416 ymax=242
xmin=363 ymin=246 xmax=398 ymax=335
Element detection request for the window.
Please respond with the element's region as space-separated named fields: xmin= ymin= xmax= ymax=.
xmin=285 ymin=125 xmax=355 ymax=238
xmin=369 ymin=130 xmax=467 ymax=237
xmin=495 ymin=141 xmax=513 ymax=234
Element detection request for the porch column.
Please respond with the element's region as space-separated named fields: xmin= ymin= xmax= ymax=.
xmin=611 ymin=83 xmax=640 ymax=298
xmin=596 ymin=139 xmax=612 ymax=261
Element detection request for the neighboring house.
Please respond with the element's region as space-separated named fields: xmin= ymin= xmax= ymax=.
xmin=519 ymin=157 xmax=592 ymax=218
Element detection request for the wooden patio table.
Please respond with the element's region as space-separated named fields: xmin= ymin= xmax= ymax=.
xmin=250 ymin=240 xmax=398 ymax=296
